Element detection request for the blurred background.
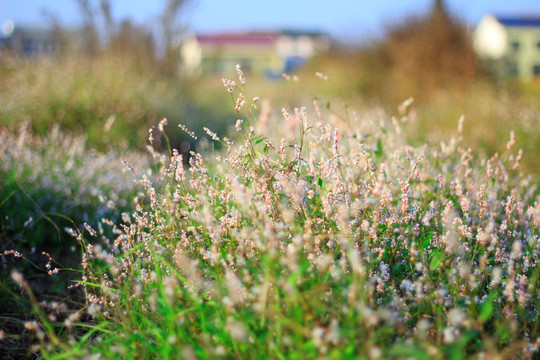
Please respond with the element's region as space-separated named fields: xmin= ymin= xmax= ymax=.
xmin=1 ymin=0 xmax=540 ymax=178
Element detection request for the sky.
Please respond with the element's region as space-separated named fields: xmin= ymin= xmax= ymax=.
xmin=2 ymin=0 xmax=540 ymax=43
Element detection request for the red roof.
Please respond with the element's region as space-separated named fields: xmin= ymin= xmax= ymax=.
xmin=196 ymin=32 xmax=280 ymax=46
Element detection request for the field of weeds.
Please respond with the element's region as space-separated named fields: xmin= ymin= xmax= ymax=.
xmin=1 ymin=66 xmax=538 ymax=359
xmin=0 ymin=53 xmax=229 ymax=153
xmin=0 ymin=120 xmax=148 ymax=356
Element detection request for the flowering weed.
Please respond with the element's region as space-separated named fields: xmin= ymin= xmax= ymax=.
xmin=5 ymin=68 xmax=540 ymax=359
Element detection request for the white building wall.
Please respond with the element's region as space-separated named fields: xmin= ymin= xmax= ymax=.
xmin=473 ymin=14 xmax=508 ymax=58
xmin=181 ymin=36 xmax=202 ymax=74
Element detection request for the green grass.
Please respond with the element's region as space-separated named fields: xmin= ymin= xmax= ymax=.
xmin=4 ymin=67 xmax=538 ymax=359
xmin=0 ymin=122 xmax=147 ymax=353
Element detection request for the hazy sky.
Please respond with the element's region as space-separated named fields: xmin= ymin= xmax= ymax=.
xmin=2 ymin=0 xmax=540 ymax=42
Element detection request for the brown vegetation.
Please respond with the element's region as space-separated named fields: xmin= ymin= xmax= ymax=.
xmin=379 ymin=0 xmax=481 ymax=102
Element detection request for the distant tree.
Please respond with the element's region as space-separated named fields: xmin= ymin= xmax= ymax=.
xmin=74 ymin=0 xmax=100 ymax=55
xmin=42 ymin=10 xmax=70 ymax=55
xmin=109 ymin=19 xmax=155 ymax=64
xmin=159 ymin=0 xmax=190 ymax=75
xmin=99 ymin=0 xmax=115 ymax=37
xmin=377 ymin=0 xmax=481 ymax=101
xmin=432 ymin=0 xmax=448 ymax=20
xmin=69 ymin=0 xmax=190 ymax=74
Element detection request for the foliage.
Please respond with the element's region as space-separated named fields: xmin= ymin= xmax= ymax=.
xmin=378 ymin=0 xmax=481 ymax=102
xmin=7 ymin=68 xmax=538 ymax=359
xmin=0 ymin=122 xmax=147 ymax=352
xmin=297 ymin=9 xmax=540 ymax=183
xmin=301 ymin=0 xmax=483 ymax=107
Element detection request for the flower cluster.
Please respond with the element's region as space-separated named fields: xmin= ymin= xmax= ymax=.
xmin=15 ymin=69 xmax=540 ymax=359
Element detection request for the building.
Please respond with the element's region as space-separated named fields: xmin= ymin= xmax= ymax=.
xmin=473 ymin=14 xmax=540 ymax=81
xmin=181 ymin=30 xmax=330 ymax=76
xmin=0 ymin=22 xmax=60 ymax=57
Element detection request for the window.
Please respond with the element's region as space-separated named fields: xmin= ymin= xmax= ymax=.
xmin=511 ymin=41 xmax=520 ymax=52
xmin=533 ymin=65 xmax=540 ymax=76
